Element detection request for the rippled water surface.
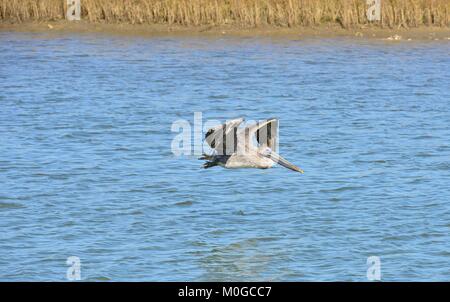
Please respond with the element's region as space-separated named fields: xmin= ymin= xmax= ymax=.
xmin=1 ymin=32 xmax=449 ymax=281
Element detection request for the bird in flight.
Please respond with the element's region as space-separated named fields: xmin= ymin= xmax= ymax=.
xmin=199 ymin=118 xmax=304 ymax=173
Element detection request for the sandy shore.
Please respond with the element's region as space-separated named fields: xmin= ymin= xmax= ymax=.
xmin=1 ymin=21 xmax=450 ymax=40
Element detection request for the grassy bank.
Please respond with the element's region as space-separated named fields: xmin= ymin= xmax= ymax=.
xmin=1 ymin=0 xmax=449 ymax=28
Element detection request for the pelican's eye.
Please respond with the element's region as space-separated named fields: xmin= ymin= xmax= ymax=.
xmin=262 ymin=147 xmax=272 ymax=156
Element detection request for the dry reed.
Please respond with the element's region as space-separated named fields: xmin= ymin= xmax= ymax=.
xmin=1 ymin=0 xmax=449 ymax=28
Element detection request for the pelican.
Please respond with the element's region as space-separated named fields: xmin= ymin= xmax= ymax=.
xmin=199 ymin=118 xmax=304 ymax=173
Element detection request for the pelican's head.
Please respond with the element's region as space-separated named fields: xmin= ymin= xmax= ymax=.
xmin=260 ymin=146 xmax=304 ymax=173
xmin=260 ymin=146 xmax=272 ymax=156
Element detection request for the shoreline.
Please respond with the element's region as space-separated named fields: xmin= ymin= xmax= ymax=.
xmin=1 ymin=21 xmax=450 ymax=40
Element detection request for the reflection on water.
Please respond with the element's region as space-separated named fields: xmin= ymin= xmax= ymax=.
xmin=198 ymin=238 xmax=275 ymax=281
xmin=0 ymin=32 xmax=449 ymax=281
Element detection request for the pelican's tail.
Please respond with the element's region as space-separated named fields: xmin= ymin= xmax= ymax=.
xmin=199 ymin=153 xmax=219 ymax=169
xmin=203 ymin=161 xmax=218 ymax=169
xmin=198 ymin=153 xmax=214 ymax=161
xmin=199 ymin=153 xmax=225 ymax=169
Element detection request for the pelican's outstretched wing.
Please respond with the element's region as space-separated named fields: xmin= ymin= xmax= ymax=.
xmin=205 ymin=118 xmax=244 ymax=155
xmin=248 ymin=118 xmax=279 ymax=151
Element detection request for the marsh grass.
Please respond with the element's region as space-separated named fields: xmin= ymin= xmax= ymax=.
xmin=1 ymin=0 xmax=449 ymax=28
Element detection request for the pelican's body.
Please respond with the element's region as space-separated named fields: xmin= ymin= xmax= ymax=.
xmin=225 ymin=153 xmax=274 ymax=169
xmin=200 ymin=118 xmax=303 ymax=173
xmin=204 ymin=152 xmax=273 ymax=169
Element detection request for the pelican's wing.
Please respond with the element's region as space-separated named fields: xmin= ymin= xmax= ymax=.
xmin=248 ymin=118 xmax=279 ymax=151
xmin=205 ymin=118 xmax=244 ymax=155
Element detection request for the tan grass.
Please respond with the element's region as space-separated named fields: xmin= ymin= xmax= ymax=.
xmin=1 ymin=0 xmax=449 ymax=28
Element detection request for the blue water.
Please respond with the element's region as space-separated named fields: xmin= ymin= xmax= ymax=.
xmin=1 ymin=32 xmax=449 ymax=281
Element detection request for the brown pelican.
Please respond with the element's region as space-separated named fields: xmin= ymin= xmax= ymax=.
xmin=199 ymin=118 xmax=304 ymax=173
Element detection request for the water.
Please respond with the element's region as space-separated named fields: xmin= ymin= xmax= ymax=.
xmin=1 ymin=32 xmax=449 ymax=281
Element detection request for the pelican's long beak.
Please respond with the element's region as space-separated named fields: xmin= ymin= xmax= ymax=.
xmin=267 ymin=152 xmax=304 ymax=173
